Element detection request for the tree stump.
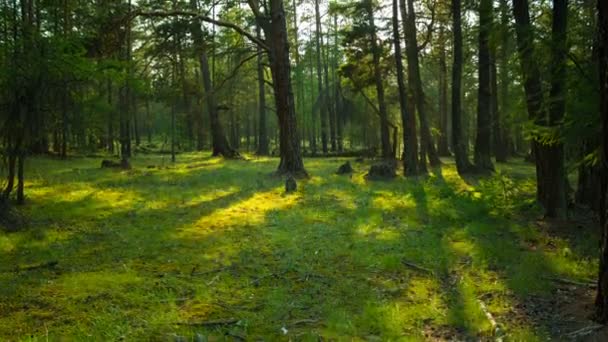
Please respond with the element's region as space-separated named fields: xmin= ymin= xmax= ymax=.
xmin=101 ymin=159 xmax=131 ymax=169
xmin=366 ymin=161 xmax=397 ymax=180
xmin=336 ymin=161 xmax=354 ymax=174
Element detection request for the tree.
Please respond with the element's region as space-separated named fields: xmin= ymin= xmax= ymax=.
xmin=451 ymin=0 xmax=474 ymax=174
xmin=595 ymin=0 xmax=608 ymax=322
xmin=189 ymin=0 xmax=238 ymax=158
xmin=392 ymin=0 xmax=416 ymax=175
xmin=403 ymin=0 xmax=441 ymax=169
xmin=256 ymin=23 xmax=269 ymax=155
xmin=473 ymin=0 xmax=495 ymax=171
xmin=512 ymin=0 xmax=567 ymax=218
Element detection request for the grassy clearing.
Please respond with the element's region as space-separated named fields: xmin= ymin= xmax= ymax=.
xmin=0 ymin=153 xmax=599 ymax=340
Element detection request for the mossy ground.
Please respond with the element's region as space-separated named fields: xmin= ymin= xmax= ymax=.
xmin=0 ymin=153 xmax=599 ymax=340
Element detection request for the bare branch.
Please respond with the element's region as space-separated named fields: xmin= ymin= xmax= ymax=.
xmin=133 ymin=9 xmax=270 ymax=51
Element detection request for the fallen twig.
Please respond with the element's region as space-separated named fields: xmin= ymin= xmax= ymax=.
xmin=543 ymin=276 xmax=596 ymax=289
xmin=477 ymin=299 xmax=503 ymax=341
xmin=16 ymin=261 xmax=58 ymax=272
xmin=290 ymin=318 xmax=319 ymax=326
xmin=565 ymin=323 xmax=604 ymax=339
xmin=402 ymin=260 xmax=433 ymax=274
xmin=174 ymin=318 xmax=239 ymax=326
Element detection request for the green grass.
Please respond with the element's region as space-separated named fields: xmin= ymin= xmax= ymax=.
xmin=0 ymin=153 xmax=598 ymax=340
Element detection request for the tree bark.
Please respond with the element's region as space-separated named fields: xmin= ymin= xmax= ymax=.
xmin=543 ymin=0 xmax=568 ymax=218
xmin=404 ymin=0 xmax=441 ymax=168
xmin=190 ymin=0 xmax=237 ymax=158
xmin=595 ymin=0 xmax=608 ymax=322
xmin=392 ymin=0 xmax=417 ymax=175
xmin=474 ymin=0 xmax=495 ymax=171
xmin=437 ymin=23 xmax=450 ymax=156
xmin=451 ymin=0 xmax=474 ymax=174
xmin=512 ymin=0 xmax=546 ymax=203
xmin=366 ymin=0 xmax=392 ymax=159
xmin=258 ymin=0 xmax=306 ymax=175
xmin=314 ymin=0 xmax=328 ymax=154
xmin=256 ymin=24 xmax=269 ymax=155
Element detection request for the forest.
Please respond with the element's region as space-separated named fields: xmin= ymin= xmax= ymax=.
xmin=0 ymin=0 xmax=607 ymax=339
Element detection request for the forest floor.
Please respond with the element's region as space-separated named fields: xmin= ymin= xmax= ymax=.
xmin=0 ymin=153 xmax=601 ymax=340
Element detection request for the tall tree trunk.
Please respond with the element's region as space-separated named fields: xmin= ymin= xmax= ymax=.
xmin=256 ymin=24 xmax=269 ymax=155
xmin=451 ymin=0 xmax=474 ymax=174
xmin=314 ymin=0 xmax=328 ymax=154
xmin=392 ymin=0 xmax=416 ymax=175
xmin=257 ymin=0 xmax=306 ymax=175
xmin=366 ymin=0 xmax=391 ymax=159
xmin=496 ymin=0 xmax=511 ymax=162
xmin=595 ymin=0 xmax=608 ymax=322
xmin=437 ymin=23 xmax=450 ymax=156
xmin=190 ymin=0 xmax=237 ymax=158
xmin=107 ymin=79 xmax=114 ymax=153
xmin=474 ymin=0 xmax=495 ymax=171
xmin=512 ymin=0 xmax=546 ymax=203
xmin=404 ymin=0 xmax=441 ymax=167
xmin=543 ymin=0 xmax=568 ymax=218
xmin=333 ymin=13 xmax=343 ymax=152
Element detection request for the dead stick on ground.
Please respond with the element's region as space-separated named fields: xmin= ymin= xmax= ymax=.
xmin=477 ymin=299 xmax=503 ymax=341
xmin=565 ymin=324 xmax=604 ymax=338
xmin=402 ymin=260 xmax=433 ymax=274
xmin=174 ymin=318 xmax=239 ymax=326
xmin=290 ymin=319 xmax=319 ymax=326
xmin=15 ymin=261 xmax=58 ymax=272
xmin=542 ymin=276 xmax=596 ymax=289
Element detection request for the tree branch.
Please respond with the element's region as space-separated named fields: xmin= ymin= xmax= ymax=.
xmin=133 ymin=9 xmax=270 ymax=51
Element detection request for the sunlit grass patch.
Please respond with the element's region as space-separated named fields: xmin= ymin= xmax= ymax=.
xmin=0 ymin=154 xmax=597 ymax=340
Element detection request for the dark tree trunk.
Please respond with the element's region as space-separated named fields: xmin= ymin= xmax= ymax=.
xmin=595 ymin=0 xmax=608 ymax=322
xmin=542 ymin=0 xmax=568 ymax=218
xmin=366 ymin=1 xmax=392 ymax=159
xmin=513 ymin=0 xmax=546 ymax=204
xmin=437 ymin=23 xmax=450 ymax=157
xmin=16 ymin=152 xmax=24 ymax=205
xmin=404 ymin=0 xmax=441 ymax=168
xmin=190 ymin=0 xmax=237 ymax=158
xmin=314 ymin=0 xmax=328 ymax=154
xmin=256 ymin=24 xmax=269 ymax=155
xmin=474 ymin=0 xmax=495 ymax=171
xmin=107 ymin=79 xmax=114 ymax=153
xmin=261 ymin=0 xmax=306 ymax=175
xmin=496 ymin=0 xmax=511 ymax=162
xmin=451 ymin=0 xmax=474 ymax=174
xmin=392 ymin=0 xmax=417 ymax=175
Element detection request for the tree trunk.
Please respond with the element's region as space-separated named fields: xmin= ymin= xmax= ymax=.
xmin=404 ymin=0 xmax=441 ymax=168
xmin=366 ymin=1 xmax=392 ymax=159
xmin=512 ymin=0 xmax=546 ymax=204
xmin=496 ymin=0 xmax=511 ymax=162
xmin=451 ymin=0 xmax=473 ymax=174
xmin=314 ymin=0 xmax=328 ymax=154
xmin=260 ymin=0 xmax=306 ymax=175
xmin=543 ymin=0 xmax=568 ymax=218
xmin=392 ymin=0 xmax=417 ymax=175
xmin=595 ymin=0 xmax=608 ymax=322
xmin=256 ymin=24 xmax=269 ymax=155
xmin=437 ymin=23 xmax=450 ymax=156
xmin=190 ymin=0 xmax=237 ymax=158
xmin=474 ymin=0 xmax=495 ymax=171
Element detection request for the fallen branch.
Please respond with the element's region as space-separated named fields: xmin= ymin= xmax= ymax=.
xmin=402 ymin=260 xmax=433 ymax=274
xmin=290 ymin=318 xmax=319 ymax=326
xmin=477 ymin=299 xmax=503 ymax=341
xmin=565 ymin=323 xmax=604 ymax=339
xmin=16 ymin=261 xmax=58 ymax=272
xmin=543 ymin=276 xmax=596 ymax=289
xmin=174 ymin=318 xmax=239 ymax=326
